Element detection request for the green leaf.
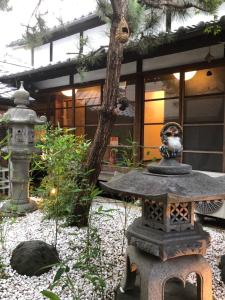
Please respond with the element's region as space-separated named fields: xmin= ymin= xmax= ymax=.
xmin=41 ymin=290 xmax=61 ymax=300
xmin=53 ymin=267 xmax=65 ymax=283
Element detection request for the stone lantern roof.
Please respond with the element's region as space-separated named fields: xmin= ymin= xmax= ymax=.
xmin=101 ymin=169 xmax=225 ymax=202
xmin=3 ymin=82 xmax=46 ymax=125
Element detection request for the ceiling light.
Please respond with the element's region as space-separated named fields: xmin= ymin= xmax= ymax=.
xmin=173 ymin=71 xmax=197 ymax=81
xmin=61 ymin=89 xmax=78 ymax=97
xmin=61 ymin=89 xmax=72 ymax=97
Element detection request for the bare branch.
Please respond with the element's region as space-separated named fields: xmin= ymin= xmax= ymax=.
xmin=27 ymin=0 xmax=43 ymax=26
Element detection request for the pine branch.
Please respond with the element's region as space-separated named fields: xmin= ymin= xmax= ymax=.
xmin=0 ymin=0 xmax=11 ymax=11
xmin=140 ymin=0 xmax=212 ymax=12
xmin=97 ymin=0 xmax=113 ymax=20
xmin=27 ymin=0 xmax=43 ymax=26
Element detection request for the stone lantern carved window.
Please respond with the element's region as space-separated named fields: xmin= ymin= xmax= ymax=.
xmin=14 ymin=128 xmax=25 ymax=143
xmin=143 ymin=200 xmax=164 ymax=224
xmin=170 ymin=203 xmax=190 ymax=225
xmin=28 ymin=128 xmax=34 ymax=144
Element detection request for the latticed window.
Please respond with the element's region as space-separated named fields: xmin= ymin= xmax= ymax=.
xmin=144 ymin=200 xmax=164 ymax=223
xmin=170 ymin=203 xmax=190 ymax=224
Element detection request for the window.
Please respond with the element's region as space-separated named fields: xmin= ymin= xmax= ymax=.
xmin=182 ymin=67 xmax=225 ymax=172
xmin=53 ymin=34 xmax=80 ymax=63
xmin=55 ymin=93 xmax=73 ymax=128
xmin=33 ymin=44 xmax=50 ymax=67
xmin=83 ymin=25 xmax=109 ymax=54
xmin=143 ymin=74 xmax=179 ymax=161
xmin=54 ymin=85 xmax=101 ymax=135
xmin=75 ymin=86 xmax=101 ymax=138
xmin=185 ymin=67 xmax=225 ymax=96
xmin=105 ymin=81 xmax=135 ymax=164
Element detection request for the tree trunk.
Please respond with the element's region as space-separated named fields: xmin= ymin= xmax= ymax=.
xmin=86 ymin=0 xmax=128 ymax=185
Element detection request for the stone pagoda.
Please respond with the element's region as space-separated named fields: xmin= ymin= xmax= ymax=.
xmin=0 ymin=82 xmax=46 ymax=215
xmin=101 ymin=122 xmax=225 ymax=300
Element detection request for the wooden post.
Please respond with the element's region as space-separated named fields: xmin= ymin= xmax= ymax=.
xmin=134 ymin=59 xmax=144 ymax=162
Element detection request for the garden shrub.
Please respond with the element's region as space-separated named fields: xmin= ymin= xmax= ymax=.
xmin=33 ymin=125 xmax=99 ymax=227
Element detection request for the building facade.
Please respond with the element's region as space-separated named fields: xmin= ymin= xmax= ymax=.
xmin=1 ymin=14 xmax=225 ymax=172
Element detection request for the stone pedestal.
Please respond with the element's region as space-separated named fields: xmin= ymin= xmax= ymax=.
xmin=119 ymin=246 xmax=212 ymax=300
xmin=1 ymin=154 xmax=37 ymax=215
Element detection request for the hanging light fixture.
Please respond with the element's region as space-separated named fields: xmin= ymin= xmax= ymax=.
xmin=173 ymin=71 xmax=197 ymax=81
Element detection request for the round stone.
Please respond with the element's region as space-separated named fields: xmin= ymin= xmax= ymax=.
xmin=10 ymin=240 xmax=60 ymax=276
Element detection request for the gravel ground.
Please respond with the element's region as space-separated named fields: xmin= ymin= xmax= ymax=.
xmin=0 ymin=197 xmax=224 ymax=300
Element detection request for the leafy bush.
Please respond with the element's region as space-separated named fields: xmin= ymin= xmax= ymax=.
xmin=33 ymin=125 xmax=99 ymax=226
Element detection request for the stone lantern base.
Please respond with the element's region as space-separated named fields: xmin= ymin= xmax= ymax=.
xmin=116 ymin=245 xmax=213 ymax=300
xmin=0 ymin=199 xmax=37 ymax=216
xmin=115 ymin=281 xmax=198 ymax=300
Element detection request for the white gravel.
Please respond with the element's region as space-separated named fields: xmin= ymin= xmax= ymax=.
xmin=0 ymin=197 xmax=224 ymax=300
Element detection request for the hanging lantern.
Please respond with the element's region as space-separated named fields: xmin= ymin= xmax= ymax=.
xmin=115 ymin=17 xmax=130 ymax=44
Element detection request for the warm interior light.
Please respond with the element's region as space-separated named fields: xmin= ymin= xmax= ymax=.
xmin=61 ymin=89 xmax=78 ymax=97
xmin=145 ymin=90 xmax=165 ymax=100
xmin=173 ymin=71 xmax=197 ymax=81
xmin=50 ymin=188 xmax=57 ymax=196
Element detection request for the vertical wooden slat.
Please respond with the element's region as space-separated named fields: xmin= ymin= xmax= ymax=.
xmin=222 ymin=94 xmax=225 ymax=172
xmin=31 ymin=48 xmax=34 ymax=67
xmin=70 ymin=74 xmax=76 ymax=129
xmin=134 ymin=59 xmax=144 ymax=162
xmin=179 ymin=72 xmax=185 ymax=163
xmin=50 ymin=42 xmax=53 ymax=62
xmin=179 ymin=72 xmax=185 ymax=127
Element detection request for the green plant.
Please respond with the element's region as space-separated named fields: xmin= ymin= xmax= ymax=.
xmin=115 ymin=133 xmax=150 ymax=168
xmin=0 ymin=256 xmax=7 ymax=279
xmin=74 ymin=205 xmax=114 ymax=298
xmin=33 ymin=125 xmax=99 ymax=228
xmin=41 ymin=261 xmax=81 ymax=300
xmin=41 ymin=205 xmax=115 ymax=300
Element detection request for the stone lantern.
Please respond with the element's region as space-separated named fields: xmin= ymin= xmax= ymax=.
xmin=0 ymin=82 xmax=46 ymax=215
xmin=101 ymin=122 xmax=225 ymax=300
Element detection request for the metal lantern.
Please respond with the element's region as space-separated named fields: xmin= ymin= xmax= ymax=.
xmin=115 ymin=17 xmax=130 ymax=44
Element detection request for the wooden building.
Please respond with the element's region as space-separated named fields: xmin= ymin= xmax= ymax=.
xmin=1 ymin=14 xmax=225 ymax=172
